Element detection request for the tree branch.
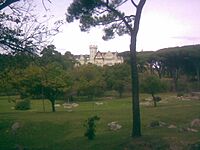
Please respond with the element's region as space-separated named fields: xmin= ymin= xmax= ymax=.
xmin=0 ymin=0 xmax=19 ymax=10
xmin=114 ymin=0 xmax=128 ymax=9
xmin=131 ymin=0 xmax=138 ymax=8
xmin=42 ymin=0 xmax=52 ymax=11
xmin=99 ymin=1 xmax=133 ymax=32
xmin=132 ymin=0 xmax=146 ymax=35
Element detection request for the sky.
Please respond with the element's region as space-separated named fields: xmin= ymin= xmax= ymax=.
xmin=34 ymin=0 xmax=200 ymax=55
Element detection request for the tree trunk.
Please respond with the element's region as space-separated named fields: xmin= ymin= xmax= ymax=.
xmin=130 ymin=0 xmax=146 ymax=138
xmin=151 ymin=93 xmax=157 ymax=107
xmin=197 ymin=67 xmax=200 ymax=90
xmin=172 ymin=68 xmax=179 ymax=92
xmin=119 ymin=90 xmax=123 ymax=98
xmin=155 ymin=66 xmax=162 ymax=79
xmin=50 ymin=99 xmax=56 ymax=112
xmin=130 ymin=36 xmax=141 ymax=137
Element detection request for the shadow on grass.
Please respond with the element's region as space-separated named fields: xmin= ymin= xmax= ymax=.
xmin=124 ymin=135 xmax=170 ymax=150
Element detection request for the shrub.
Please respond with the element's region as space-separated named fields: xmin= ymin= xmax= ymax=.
xmin=84 ymin=115 xmax=100 ymax=140
xmin=188 ymin=141 xmax=200 ymax=150
xmin=149 ymin=121 xmax=160 ymax=127
xmin=177 ymin=92 xmax=184 ymax=97
xmin=154 ymin=96 xmax=162 ymax=102
xmin=15 ymin=98 xmax=31 ymax=110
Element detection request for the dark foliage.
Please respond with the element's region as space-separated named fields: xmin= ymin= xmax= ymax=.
xmin=15 ymin=98 xmax=31 ymax=110
xmin=84 ymin=115 xmax=100 ymax=140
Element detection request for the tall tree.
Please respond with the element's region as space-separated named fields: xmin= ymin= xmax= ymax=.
xmin=66 ymin=0 xmax=146 ymax=137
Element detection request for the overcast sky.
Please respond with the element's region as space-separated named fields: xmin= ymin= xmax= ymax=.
xmin=34 ymin=0 xmax=200 ymax=55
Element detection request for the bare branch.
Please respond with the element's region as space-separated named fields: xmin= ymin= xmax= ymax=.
xmin=0 ymin=0 xmax=19 ymax=10
xmin=131 ymin=0 xmax=138 ymax=8
xmin=42 ymin=0 xmax=52 ymax=11
xmin=106 ymin=0 xmax=109 ymax=5
xmin=42 ymin=0 xmax=48 ymax=11
xmin=0 ymin=0 xmax=62 ymax=54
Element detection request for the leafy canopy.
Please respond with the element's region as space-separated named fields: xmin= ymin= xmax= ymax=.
xmin=67 ymin=0 xmax=137 ymax=40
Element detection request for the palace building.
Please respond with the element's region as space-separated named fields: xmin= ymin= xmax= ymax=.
xmin=75 ymin=45 xmax=124 ymax=66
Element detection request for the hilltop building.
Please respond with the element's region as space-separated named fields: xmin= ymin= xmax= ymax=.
xmin=75 ymin=45 xmax=124 ymax=66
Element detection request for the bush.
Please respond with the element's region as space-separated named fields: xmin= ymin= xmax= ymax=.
xmin=177 ymin=92 xmax=184 ymax=97
xmin=149 ymin=121 xmax=160 ymax=127
xmin=15 ymin=98 xmax=31 ymax=110
xmin=188 ymin=141 xmax=200 ymax=150
xmin=84 ymin=115 xmax=100 ymax=140
xmin=154 ymin=96 xmax=162 ymax=102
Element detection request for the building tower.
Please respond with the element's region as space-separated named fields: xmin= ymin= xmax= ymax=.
xmin=89 ymin=45 xmax=97 ymax=63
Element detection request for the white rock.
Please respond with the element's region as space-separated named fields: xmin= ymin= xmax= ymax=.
xmin=64 ymin=105 xmax=72 ymax=109
xmin=168 ymin=124 xmax=177 ymax=129
xmin=187 ymin=128 xmax=198 ymax=133
xmin=54 ymin=104 xmax=61 ymax=107
xmin=62 ymin=103 xmax=68 ymax=106
xmin=144 ymin=98 xmax=152 ymax=101
xmin=159 ymin=121 xmax=167 ymax=127
xmin=140 ymin=102 xmax=151 ymax=106
xmin=108 ymin=122 xmax=122 ymax=131
xmin=191 ymin=118 xmax=200 ymax=127
xmin=71 ymin=103 xmax=79 ymax=107
xmin=95 ymin=102 xmax=103 ymax=105
xmin=11 ymin=122 xmax=20 ymax=134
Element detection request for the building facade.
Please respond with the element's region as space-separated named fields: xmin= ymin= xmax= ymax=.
xmin=76 ymin=45 xmax=124 ymax=66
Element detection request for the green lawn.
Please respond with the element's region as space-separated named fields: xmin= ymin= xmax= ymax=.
xmin=0 ymin=93 xmax=200 ymax=150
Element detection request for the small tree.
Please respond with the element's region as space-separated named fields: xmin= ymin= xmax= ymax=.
xmin=84 ymin=116 xmax=100 ymax=140
xmin=141 ymin=75 xmax=165 ymax=107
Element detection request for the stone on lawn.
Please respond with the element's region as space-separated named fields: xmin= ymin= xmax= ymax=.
xmin=95 ymin=102 xmax=103 ymax=105
xmin=191 ymin=118 xmax=200 ymax=127
xmin=108 ymin=122 xmax=122 ymax=131
xmin=187 ymin=128 xmax=198 ymax=133
xmin=149 ymin=121 xmax=167 ymax=127
xmin=11 ymin=122 xmax=20 ymax=134
xmin=63 ymin=105 xmax=72 ymax=109
xmin=168 ymin=124 xmax=177 ymax=129
xmin=179 ymin=127 xmax=198 ymax=133
xmin=71 ymin=103 xmax=79 ymax=107
xmin=54 ymin=104 xmax=61 ymax=107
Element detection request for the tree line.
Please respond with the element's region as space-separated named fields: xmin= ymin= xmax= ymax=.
xmin=1 ymin=44 xmax=200 ymax=111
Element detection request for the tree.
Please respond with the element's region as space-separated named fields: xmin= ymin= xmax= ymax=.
xmin=137 ymin=51 xmax=154 ymax=74
xmin=140 ymin=75 xmax=165 ymax=107
xmin=66 ymin=0 xmax=146 ymax=137
xmin=41 ymin=64 xmax=67 ymax=112
xmin=0 ymin=0 xmax=62 ymax=54
xmin=20 ymin=63 xmax=70 ymax=112
xmin=0 ymin=52 xmax=35 ymax=95
xmin=72 ymin=64 xmax=105 ymax=99
xmin=104 ymin=64 xmax=131 ymax=98
xmin=40 ymin=45 xmax=76 ymax=70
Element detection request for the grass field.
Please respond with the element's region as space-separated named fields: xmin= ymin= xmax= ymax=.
xmin=0 ymin=93 xmax=200 ymax=150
